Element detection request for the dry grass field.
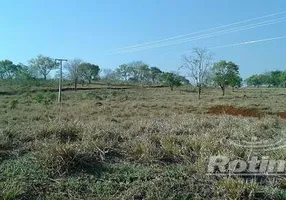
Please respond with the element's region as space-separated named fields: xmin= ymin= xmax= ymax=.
xmin=1 ymin=85 xmax=286 ymax=199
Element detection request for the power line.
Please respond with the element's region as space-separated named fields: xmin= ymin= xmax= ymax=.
xmin=103 ymin=11 xmax=286 ymax=54
xmin=106 ymin=11 xmax=286 ymax=52
xmin=107 ymin=17 xmax=286 ymax=54
xmin=180 ymin=35 xmax=286 ymax=53
xmin=105 ymin=17 xmax=286 ymax=55
xmin=208 ymin=35 xmax=286 ymax=50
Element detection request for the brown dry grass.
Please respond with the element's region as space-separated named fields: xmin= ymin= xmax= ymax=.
xmin=0 ymin=86 xmax=286 ymax=199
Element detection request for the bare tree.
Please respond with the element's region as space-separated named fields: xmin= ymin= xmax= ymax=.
xmin=28 ymin=55 xmax=56 ymax=80
xmin=65 ymin=59 xmax=83 ymax=91
xmin=181 ymin=48 xmax=213 ymax=99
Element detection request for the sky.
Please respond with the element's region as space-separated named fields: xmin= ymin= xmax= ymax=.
xmin=0 ymin=0 xmax=286 ymax=79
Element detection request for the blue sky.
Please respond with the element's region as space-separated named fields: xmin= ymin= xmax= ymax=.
xmin=1 ymin=0 xmax=286 ymax=79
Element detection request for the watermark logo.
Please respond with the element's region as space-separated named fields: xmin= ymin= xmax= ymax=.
xmin=207 ymin=156 xmax=286 ymax=176
xmin=225 ymin=130 xmax=286 ymax=152
xmin=207 ymin=130 xmax=286 ymax=176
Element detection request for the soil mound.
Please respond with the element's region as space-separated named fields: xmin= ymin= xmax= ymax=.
xmin=278 ymin=112 xmax=286 ymax=119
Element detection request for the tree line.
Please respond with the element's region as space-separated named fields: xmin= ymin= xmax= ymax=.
xmin=245 ymin=70 xmax=286 ymax=87
xmin=101 ymin=61 xmax=190 ymax=89
xmin=0 ymin=55 xmax=100 ymax=90
xmin=0 ymin=48 xmax=285 ymax=98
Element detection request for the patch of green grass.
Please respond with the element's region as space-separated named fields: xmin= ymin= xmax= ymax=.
xmin=0 ymin=154 xmax=50 ymax=199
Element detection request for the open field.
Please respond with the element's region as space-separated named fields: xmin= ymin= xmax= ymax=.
xmin=1 ymin=86 xmax=286 ymax=199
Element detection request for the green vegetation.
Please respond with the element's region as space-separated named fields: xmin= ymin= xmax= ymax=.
xmin=160 ymin=72 xmax=189 ymax=91
xmin=245 ymin=70 xmax=286 ymax=87
xmin=212 ymin=60 xmax=242 ymax=95
xmin=78 ymin=62 xmax=100 ymax=84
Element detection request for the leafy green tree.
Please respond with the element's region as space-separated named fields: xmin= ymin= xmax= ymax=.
xmin=78 ymin=62 xmax=100 ymax=84
xmin=245 ymin=72 xmax=284 ymax=87
xmin=229 ymin=72 xmax=243 ymax=91
xmin=28 ymin=55 xmax=56 ymax=80
xmin=150 ymin=67 xmax=163 ymax=84
xmin=0 ymin=60 xmax=12 ymax=79
xmin=262 ymin=72 xmax=272 ymax=86
xmin=211 ymin=60 xmax=241 ymax=96
xmin=245 ymin=75 xmax=257 ymax=87
xmin=270 ymin=70 xmax=283 ymax=87
xmin=280 ymin=71 xmax=286 ymax=87
xmin=160 ymin=72 xmax=182 ymax=91
xmin=176 ymin=74 xmax=190 ymax=85
xmin=245 ymin=74 xmax=264 ymax=87
xmin=0 ymin=60 xmax=22 ymax=79
xmin=15 ymin=63 xmax=33 ymax=80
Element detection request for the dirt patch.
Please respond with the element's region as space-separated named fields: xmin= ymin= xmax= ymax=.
xmin=207 ymin=105 xmax=263 ymax=118
xmin=278 ymin=112 xmax=286 ymax=119
xmin=207 ymin=105 xmax=286 ymax=120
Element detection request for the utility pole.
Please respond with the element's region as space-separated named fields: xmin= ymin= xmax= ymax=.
xmin=55 ymin=58 xmax=68 ymax=102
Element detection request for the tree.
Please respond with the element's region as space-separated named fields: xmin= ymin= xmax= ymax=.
xmin=65 ymin=59 xmax=83 ymax=91
xmin=15 ymin=63 xmax=33 ymax=80
xmin=136 ymin=63 xmax=150 ymax=83
xmin=0 ymin=60 xmax=23 ymax=79
xmin=229 ymin=75 xmax=243 ymax=91
xmin=245 ymin=73 xmax=276 ymax=87
xmin=176 ymin=74 xmax=190 ymax=85
xmin=227 ymin=65 xmax=243 ymax=91
xmin=181 ymin=48 xmax=213 ymax=99
xmin=116 ymin=64 xmax=131 ymax=81
xmin=211 ymin=60 xmax=241 ymax=96
xmin=269 ymin=70 xmax=283 ymax=87
xmin=280 ymin=71 xmax=286 ymax=87
xmin=245 ymin=74 xmax=263 ymax=87
xmin=160 ymin=72 xmax=182 ymax=91
xmin=101 ymin=68 xmax=119 ymax=82
xmin=78 ymin=62 xmax=100 ymax=84
xmin=126 ymin=61 xmax=150 ymax=83
xmin=115 ymin=61 xmax=151 ymax=83
xmin=28 ymin=55 xmax=56 ymax=80
xmin=150 ymin=67 xmax=163 ymax=84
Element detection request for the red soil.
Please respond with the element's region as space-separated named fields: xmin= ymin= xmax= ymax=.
xmin=207 ymin=105 xmax=263 ymax=118
xmin=208 ymin=105 xmax=286 ymax=120
xmin=278 ymin=112 xmax=286 ymax=119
